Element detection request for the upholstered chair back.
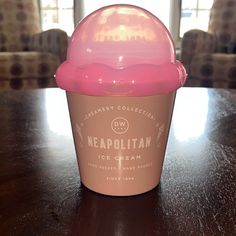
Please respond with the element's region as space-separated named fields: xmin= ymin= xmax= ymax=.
xmin=0 ymin=0 xmax=41 ymax=52
xmin=208 ymin=0 xmax=236 ymax=51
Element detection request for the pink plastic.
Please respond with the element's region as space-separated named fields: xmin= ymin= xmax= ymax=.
xmin=56 ymin=4 xmax=186 ymax=96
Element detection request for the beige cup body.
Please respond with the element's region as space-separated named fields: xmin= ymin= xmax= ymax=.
xmin=67 ymin=92 xmax=176 ymax=196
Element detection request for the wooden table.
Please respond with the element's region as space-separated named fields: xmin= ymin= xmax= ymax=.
xmin=0 ymin=88 xmax=236 ymax=236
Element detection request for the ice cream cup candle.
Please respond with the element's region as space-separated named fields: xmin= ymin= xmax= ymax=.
xmin=56 ymin=4 xmax=186 ymax=196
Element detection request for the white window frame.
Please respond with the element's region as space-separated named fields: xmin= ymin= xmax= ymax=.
xmin=40 ymin=0 xmax=74 ymax=36
xmin=170 ymin=0 xmax=213 ymax=48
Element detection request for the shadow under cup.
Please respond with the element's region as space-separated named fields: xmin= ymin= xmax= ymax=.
xmin=67 ymin=92 xmax=176 ymax=196
xmin=72 ymin=185 xmax=165 ymax=236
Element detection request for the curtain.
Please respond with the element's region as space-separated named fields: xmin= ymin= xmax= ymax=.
xmin=74 ymin=0 xmax=85 ymax=26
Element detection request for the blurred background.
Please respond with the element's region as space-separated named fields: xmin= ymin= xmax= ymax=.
xmin=40 ymin=0 xmax=214 ymax=47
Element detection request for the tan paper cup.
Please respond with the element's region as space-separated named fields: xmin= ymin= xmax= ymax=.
xmin=67 ymin=92 xmax=176 ymax=196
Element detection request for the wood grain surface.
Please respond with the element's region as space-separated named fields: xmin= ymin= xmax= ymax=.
xmin=0 ymin=88 xmax=235 ymax=236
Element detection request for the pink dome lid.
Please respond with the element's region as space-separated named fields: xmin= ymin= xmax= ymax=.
xmin=56 ymin=4 xmax=186 ymax=96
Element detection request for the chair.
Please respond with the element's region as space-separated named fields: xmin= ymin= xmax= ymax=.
xmin=181 ymin=0 xmax=236 ymax=88
xmin=0 ymin=0 xmax=68 ymax=90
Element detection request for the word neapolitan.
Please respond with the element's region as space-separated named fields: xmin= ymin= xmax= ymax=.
xmin=88 ymin=136 xmax=152 ymax=150
xmin=84 ymin=106 xmax=155 ymax=121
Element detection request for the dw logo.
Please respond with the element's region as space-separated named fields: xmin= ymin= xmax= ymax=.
xmin=111 ymin=117 xmax=129 ymax=135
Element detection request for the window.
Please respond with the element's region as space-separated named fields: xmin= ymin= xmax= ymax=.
xmin=40 ymin=0 xmax=74 ymax=36
xmin=180 ymin=0 xmax=214 ymax=37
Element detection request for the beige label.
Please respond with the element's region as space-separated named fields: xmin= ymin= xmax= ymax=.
xmin=67 ymin=92 xmax=176 ymax=196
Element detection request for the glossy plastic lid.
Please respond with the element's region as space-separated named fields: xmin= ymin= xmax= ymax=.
xmin=56 ymin=4 xmax=186 ymax=96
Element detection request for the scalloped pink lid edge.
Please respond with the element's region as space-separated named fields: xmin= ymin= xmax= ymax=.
xmin=56 ymin=61 xmax=187 ymax=96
